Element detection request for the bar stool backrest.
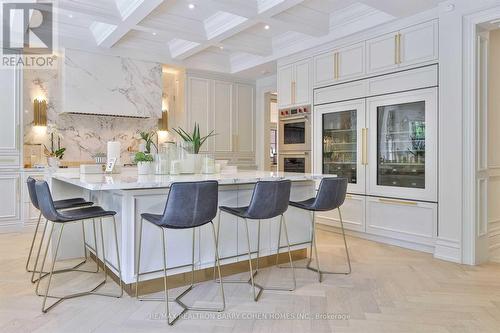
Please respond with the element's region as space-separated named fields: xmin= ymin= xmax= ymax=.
xmin=246 ymin=180 xmax=291 ymax=219
xmin=35 ymin=180 xmax=62 ymax=222
xmin=313 ymin=177 xmax=348 ymax=211
xmin=26 ymin=177 xmax=40 ymax=210
xmin=160 ymin=181 xmax=219 ymax=228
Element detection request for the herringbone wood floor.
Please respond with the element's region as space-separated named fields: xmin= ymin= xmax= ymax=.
xmin=1 ymin=229 xmax=500 ymax=333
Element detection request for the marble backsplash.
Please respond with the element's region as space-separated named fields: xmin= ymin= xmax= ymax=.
xmin=23 ymin=52 xmax=160 ymax=164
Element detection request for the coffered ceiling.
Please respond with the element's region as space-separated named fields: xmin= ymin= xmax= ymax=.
xmin=54 ymin=0 xmax=443 ymax=78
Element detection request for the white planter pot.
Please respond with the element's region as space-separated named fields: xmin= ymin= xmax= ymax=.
xmin=137 ymin=161 xmax=153 ymax=175
xmin=47 ymin=157 xmax=60 ymax=172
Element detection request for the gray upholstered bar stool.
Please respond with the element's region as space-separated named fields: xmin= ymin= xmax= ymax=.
xmin=284 ymin=177 xmax=351 ymax=283
xmin=25 ymin=177 xmax=95 ymax=283
xmin=34 ymin=180 xmax=123 ymax=313
xmin=216 ymin=179 xmax=295 ymax=302
xmin=136 ymin=181 xmax=225 ymax=326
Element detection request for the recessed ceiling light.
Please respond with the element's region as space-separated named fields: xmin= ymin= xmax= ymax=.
xmin=152 ymin=32 xmax=157 ymax=36
xmin=68 ymin=14 xmax=73 ymax=18
xmin=219 ymin=46 xmax=224 ymax=50
xmin=188 ymin=3 xmax=195 ymax=9
xmin=264 ymin=24 xmax=270 ymax=30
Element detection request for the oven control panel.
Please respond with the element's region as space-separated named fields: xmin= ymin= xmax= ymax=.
xmin=279 ymin=105 xmax=310 ymax=118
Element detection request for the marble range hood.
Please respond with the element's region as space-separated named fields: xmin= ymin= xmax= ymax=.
xmin=62 ymin=49 xmax=162 ymax=119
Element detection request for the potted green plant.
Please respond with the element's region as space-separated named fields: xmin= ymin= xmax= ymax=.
xmin=44 ymin=125 xmax=66 ymax=171
xmin=173 ymin=123 xmax=216 ymax=173
xmin=137 ymin=130 xmax=158 ymax=154
xmin=172 ymin=123 xmax=215 ymax=154
xmin=134 ymin=151 xmax=154 ymax=175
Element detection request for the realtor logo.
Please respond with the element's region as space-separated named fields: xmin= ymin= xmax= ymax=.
xmin=3 ymin=2 xmax=53 ymax=54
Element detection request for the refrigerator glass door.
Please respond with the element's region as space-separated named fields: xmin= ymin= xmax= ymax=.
xmin=367 ymin=88 xmax=437 ymax=202
xmin=314 ymin=99 xmax=366 ymax=194
xmin=377 ymin=101 xmax=425 ymax=189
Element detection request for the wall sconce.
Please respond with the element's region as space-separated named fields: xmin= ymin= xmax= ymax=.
xmin=33 ymin=97 xmax=47 ymax=127
xmin=158 ymin=109 xmax=168 ymax=131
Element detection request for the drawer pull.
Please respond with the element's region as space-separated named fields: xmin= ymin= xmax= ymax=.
xmin=378 ymin=198 xmax=417 ymax=206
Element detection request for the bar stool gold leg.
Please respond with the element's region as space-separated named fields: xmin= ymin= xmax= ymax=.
xmin=26 ymin=212 xmax=42 ymax=272
xmin=244 ymin=218 xmax=261 ymax=301
xmin=41 ymin=223 xmax=65 ymax=313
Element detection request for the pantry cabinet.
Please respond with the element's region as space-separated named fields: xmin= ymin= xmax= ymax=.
xmin=186 ymin=74 xmax=255 ymax=162
xmin=277 ymin=58 xmax=311 ymax=108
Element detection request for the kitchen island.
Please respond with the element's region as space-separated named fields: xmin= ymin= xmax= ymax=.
xmin=49 ymin=169 xmax=326 ymax=292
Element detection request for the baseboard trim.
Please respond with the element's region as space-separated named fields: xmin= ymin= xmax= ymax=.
xmin=433 ymin=237 xmax=461 ymax=263
xmin=90 ymin=249 xmax=308 ymax=297
xmin=316 ymin=223 xmax=435 ymax=254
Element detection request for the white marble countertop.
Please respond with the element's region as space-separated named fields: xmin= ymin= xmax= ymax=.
xmin=51 ymin=168 xmax=329 ymax=191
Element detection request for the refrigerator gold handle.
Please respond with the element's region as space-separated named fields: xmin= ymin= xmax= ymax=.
xmin=362 ymin=128 xmax=368 ymax=165
xmin=379 ymin=198 xmax=418 ymax=206
xmin=291 ymin=81 xmax=296 ymax=104
xmin=333 ymin=53 xmax=337 ymax=79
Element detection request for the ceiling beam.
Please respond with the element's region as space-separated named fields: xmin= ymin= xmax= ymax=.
xmin=270 ymin=4 xmax=330 ymax=37
xmin=170 ymin=0 xmax=305 ymax=60
xmin=95 ymin=0 xmax=165 ymax=48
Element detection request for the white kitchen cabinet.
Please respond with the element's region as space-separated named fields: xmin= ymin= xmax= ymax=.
xmin=0 ymin=173 xmax=21 ymax=224
xmin=186 ymin=74 xmax=256 ymax=162
xmin=277 ymin=59 xmax=311 ymax=108
xmin=187 ymin=76 xmax=211 ymax=153
xmin=313 ymin=42 xmax=365 ymax=87
xmin=316 ymin=194 xmax=365 ymax=232
xmin=366 ymin=197 xmax=437 ymax=246
xmin=278 ymin=64 xmax=293 ymax=108
xmin=366 ymin=32 xmax=400 ymax=74
xmin=235 ymin=83 xmax=255 ymax=153
xmin=366 ymin=20 xmax=438 ymax=75
xmin=399 ymin=20 xmax=438 ymax=67
xmin=294 ymin=59 xmax=310 ymax=105
xmin=213 ymin=80 xmax=233 ymax=152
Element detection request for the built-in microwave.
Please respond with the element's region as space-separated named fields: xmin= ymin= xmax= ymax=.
xmin=278 ymin=105 xmax=311 ymax=152
xmin=278 ymin=151 xmax=311 ymax=173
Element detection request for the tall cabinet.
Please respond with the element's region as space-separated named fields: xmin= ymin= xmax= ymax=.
xmin=0 ymin=66 xmax=22 ymax=231
xmin=186 ymin=73 xmax=256 ymax=167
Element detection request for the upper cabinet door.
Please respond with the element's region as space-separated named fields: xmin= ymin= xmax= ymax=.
xmin=399 ymin=21 xmax=438 ymax=67
xmin=313 ymin=51 xmax=335 ymax=87
xmin=0 ymin=68 xmax=20 ymax=154
xmin=235 ymin=84 xmax=255 ymax=153
xmin=366 ymin=32 xmax=399 ymax=74
xmin=294 ymin=59 xmax=310 ymax=105
xmin=278 ymin=64 xmax=293 ymax=108
xmin=337 ymin=42 xmax=365 ymax=82
xmin=213 ymin=81 xmax=233 ymax=152
xmin=187 ymin=77 xmax=211 ymax=152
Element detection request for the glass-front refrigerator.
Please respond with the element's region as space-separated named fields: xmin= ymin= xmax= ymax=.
xmin=314 ymin=100 xmax=366 ymax=194
xmin=367 ymin=88 xmax=437 ymax=202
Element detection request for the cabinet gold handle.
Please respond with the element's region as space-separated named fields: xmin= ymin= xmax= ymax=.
xmin=346 ymin=194 xmax=353 ymax=199
xmin=394 ymin=34 xmax=398 ymax=64
xmin=292 ymin=81 xmax=296 ymax=104
xmin=336 ymin=52 xmax=340 ymax=79
xmin=361 ymin=128 xmax=368 ymax=165
xmin=379 ymin=198 xmax=418 ymax=206
xmin=333 ymin=53 xmax=336 ymax=79
xmin=397 ymin=33 xmax=402 ymax=64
